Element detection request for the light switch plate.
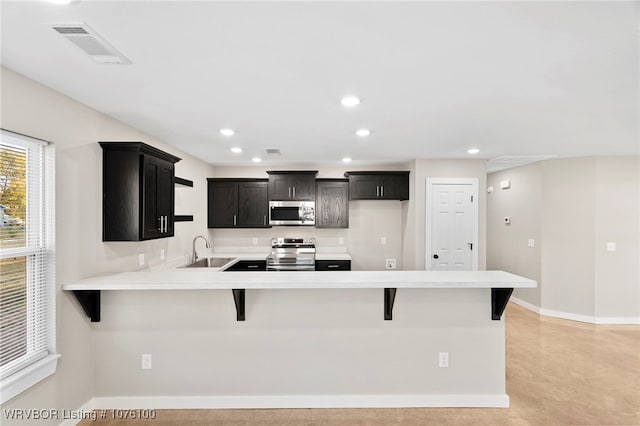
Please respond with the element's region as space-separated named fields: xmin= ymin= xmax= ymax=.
xmin=527 ymin=239 xmax=535 ymax=248
xmin=338 ymin=237 xmax=344 ymax=245
xmin=381 ymin=236 xmax=387 ymax=245
xmin=141 ymin=354 xmax=152 ymax=370
xmin=160 ymin=249 xmax=166 ymax=260
xmin=138 ymin=254 xmax=145 ymax=266
xmin=439 ymin=352 xmax=449 ymax=368
xmin=607 ymin=242 xmax=617 ymax=252
xmin=252 ymin=237 xmax=258 ymax=245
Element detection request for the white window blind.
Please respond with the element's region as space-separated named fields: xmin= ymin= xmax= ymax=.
xmin=0 ymin=130 xmax=56 ymax=403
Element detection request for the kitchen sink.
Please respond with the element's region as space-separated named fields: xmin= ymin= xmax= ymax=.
xmin=179 ymin=257 xmax=236 ymax=268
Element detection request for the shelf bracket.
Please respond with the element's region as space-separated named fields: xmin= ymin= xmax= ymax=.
xmin=232 ymin=289 xmax=246 ymax=321
xmin=72 ymin=290 xmax=101 ymax=322
xmin=491 ymin=288 xmax=514 ymax=320
xmin=384 ymin=288 xmax=397 ymax=320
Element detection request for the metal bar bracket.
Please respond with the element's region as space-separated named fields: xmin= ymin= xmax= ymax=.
xmin=491 ymin=288 xmax=514 ymax=320
xmin=384 ymin=288 xmax=397 ymax=320
xmin=232 ymin=289 xmax=246 ymax=321
xmin=72 ymin=290 xmax=101 ymax=322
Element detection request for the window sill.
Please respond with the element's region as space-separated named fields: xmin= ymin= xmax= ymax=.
xmin=0 ymin=354 xmax=60 ymax=404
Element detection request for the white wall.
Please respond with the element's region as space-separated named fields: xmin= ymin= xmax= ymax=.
xmin=594 ymin=157 xmax=640 ymax=319
xmin=0 ymin=66 xmax=215 ymax=420
xmin=486 ymin=163 xmax=542 ymax=306
xmin=93 ymin=288 xmax=507 ymax=406
xmin=540 ymin=158 xmax=597 ymax=317
xmin=487 ymin=156 xmax=640 ymax=322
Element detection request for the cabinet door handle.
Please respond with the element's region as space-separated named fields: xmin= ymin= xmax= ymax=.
xmin=161 ymin=216 xmax=164 ymax=233
xmin=293 ymin=187 xmax=296 ymax=198
xmin=327 ymin=264 xmax=340 ymax=268
xmin=288 ymin=187 xmax=292 ymax=198
xmin=163 ymin=216 xmax=167 ymax=233
xmin=233 ymin=215 xmax=237 ymax=226
xmin=158 ymin=217 xmax=163 ymax=232
xmin=264 ymin=215 xmax=267 ymax=226
xmin=381 ymin=186 xmax=384 ymax=197
xmin=376 ymin=186 xmax=379 ymax=197
xmin=247 ymin=265 xmax=259 ymax=269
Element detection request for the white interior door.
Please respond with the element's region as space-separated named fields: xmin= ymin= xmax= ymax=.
xmin=426 ymin=180 xmax=478 ymax=270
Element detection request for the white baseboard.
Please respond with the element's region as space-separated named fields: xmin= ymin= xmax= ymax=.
xmin=90 ymin=394 xmax=509 ymax=409
xmin=510 ymin=297 xmax=640 ymax=325
xmin=509 ymin=297 xmax=541 ymax=314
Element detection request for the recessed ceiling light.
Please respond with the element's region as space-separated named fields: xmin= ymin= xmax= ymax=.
xmin=341 ymin=96 xmax=360 ymax=107
xmin=230 ymin=147 xmax=242 ymax=154
xmin=342 ymin=157 xmax=352 ymax=163
xmin=252 ymin=157 xmax=262 ymax=163
xmin=467 ymin=148 xmax=480 ymax=155
xmin=355 ymin=129 xmax=371 ymax=137
xmin=220 ymin=128 xmax=235 ymax=136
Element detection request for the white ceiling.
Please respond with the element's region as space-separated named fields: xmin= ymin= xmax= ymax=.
xmin=1 ymin=1 xmax=638 ymax=171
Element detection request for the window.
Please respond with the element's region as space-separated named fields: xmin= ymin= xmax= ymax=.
xmin=0 ymin=130 xmax=57 ymax=404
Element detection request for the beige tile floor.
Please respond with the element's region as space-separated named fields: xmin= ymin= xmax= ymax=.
xmin=79 ymin=303 xmax=640 ymax=425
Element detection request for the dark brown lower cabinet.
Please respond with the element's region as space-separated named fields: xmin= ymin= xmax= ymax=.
xmin=315 ymin=260 xmax=351 ymax=271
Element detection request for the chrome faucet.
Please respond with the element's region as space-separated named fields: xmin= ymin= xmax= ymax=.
xmin=192 ymin=235 xmax=211 ymax=263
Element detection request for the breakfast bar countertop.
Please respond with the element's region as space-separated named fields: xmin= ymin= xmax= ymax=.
xmin=62 ymin=268 xmax=535 ymax=291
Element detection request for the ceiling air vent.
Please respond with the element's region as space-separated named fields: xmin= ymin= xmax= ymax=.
xmin=50 ymin=23 xmax=131 ymax=64
xmin=265 ymin=148 xmax=281 ymax=156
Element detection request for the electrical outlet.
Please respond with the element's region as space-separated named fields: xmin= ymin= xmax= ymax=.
xmin=160 ymin=249 xmax=166 ymax=260
xmin=252 ymin=237 xmax=258 ymax=246
xmin=381 ymin=236 xmax=387 ymax=245
xmin=439 ymin=352 xmax=449 ymax=368
xmin=141 ymin=354 xmax=152 ymax=370
xmin=138 ymin=254 xmax=145 ymax=266
xmin=607 ymin=242 xmax=617 ymax=252
xmin=338 ymin=237 xmax=344 ymax=245
xmin=527 ymin=239 xmax=535 ymax=248
xmin=386 ymin=259 xmax=396 ymax=270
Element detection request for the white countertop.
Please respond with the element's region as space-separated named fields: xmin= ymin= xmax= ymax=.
xmin=315 ymin=253 xmax=352 ymax=261
xmin=62 ymin=268 xmax=535 ymax=291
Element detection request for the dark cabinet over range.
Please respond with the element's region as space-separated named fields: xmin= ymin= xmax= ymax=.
xmin=100 ymin=142 xmax=181 ymax=241
xmin=207 ymin=179 xmax=270 ymax=228
xmin=344 ymin=171 xmax=410 ymax=201
xmin=267 ymin=171 xmax=317 ymax=201
xmin=315 ymin=179 xmax=349 ymax=228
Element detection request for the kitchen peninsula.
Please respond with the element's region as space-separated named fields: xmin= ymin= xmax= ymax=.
xmin=62 ymin=263 xmax=535 ymax=409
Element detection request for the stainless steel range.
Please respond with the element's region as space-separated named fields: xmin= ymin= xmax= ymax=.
xmin=267 ymin=237 xmax=316 ymax=271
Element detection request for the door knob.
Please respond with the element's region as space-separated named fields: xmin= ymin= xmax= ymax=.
xmin=433 ymin=254 xmax=439 ymax=259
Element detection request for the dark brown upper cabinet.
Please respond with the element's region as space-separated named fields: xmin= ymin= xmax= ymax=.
xmin=345 ymin=171 xmax=410 ymax=201
xmin=316 ymin=179 xmax=349 ymax=228
xmin=266 ymin=171 xmax=317 ymax=201
xmin=100 ymin=142 xmax=181 ymax=241
xmin=207 ymin=179 xmax=270 ymax=228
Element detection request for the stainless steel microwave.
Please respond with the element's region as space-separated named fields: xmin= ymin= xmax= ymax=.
xmin=269 ymin=201 xmax=315 ymax=226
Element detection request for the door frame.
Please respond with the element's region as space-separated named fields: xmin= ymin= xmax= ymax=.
xmin=425 ymin=177 xmax=479 ymax=271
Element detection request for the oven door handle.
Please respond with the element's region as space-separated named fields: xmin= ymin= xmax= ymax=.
xmin=267 ymin=265 xmax=315 ymax=271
